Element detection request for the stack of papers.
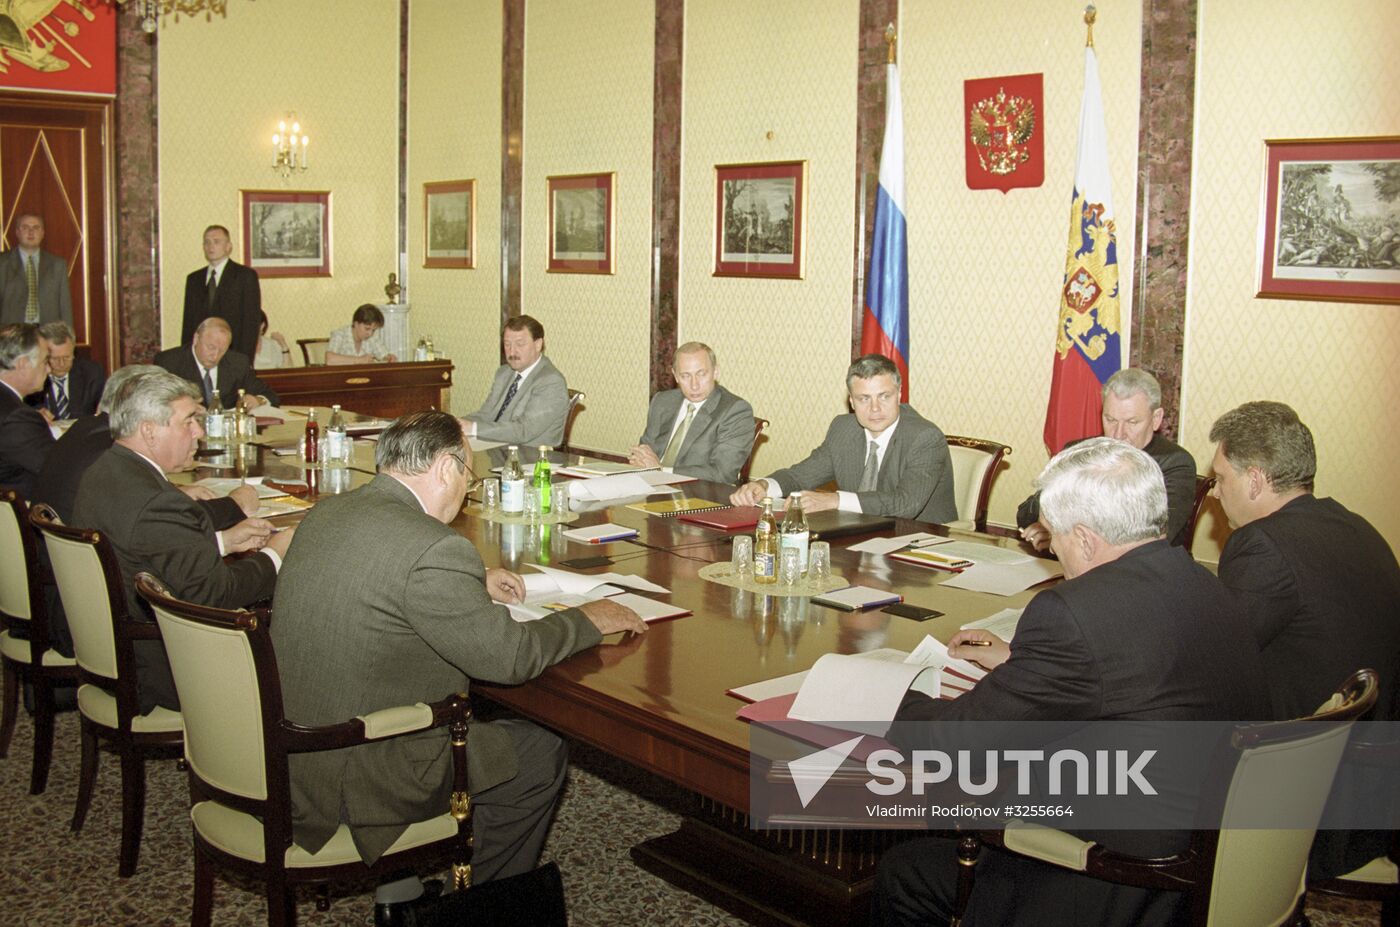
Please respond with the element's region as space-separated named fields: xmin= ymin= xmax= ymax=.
xmin=508 ymin=565 xmax=683 ymax=624
xmin=960 ymin=608 xmax=1024 ymax=641
xmin=193 ymin=476 xmax=287 ymax=499
xmin=811 ymin=585 xmax=902 ymax=611
xmin=556 ymin=461 xmax=654 ymax=477
xmin=560 ymin=523 xmax=639 ymax=544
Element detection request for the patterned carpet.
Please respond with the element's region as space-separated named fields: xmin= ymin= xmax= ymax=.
xmin=0 ymin=708 xmax=1382 ymax=926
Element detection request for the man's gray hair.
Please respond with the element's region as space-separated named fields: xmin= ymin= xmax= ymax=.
xmin=195 ymin=316 xmax=233 ymax=338
xmin=1208 ymin=401 xmax=1316 ymax=493
xmin=1102 ymin=368 xmax=1162 ymax=410
xmin=846 ymin=353 xmax=901 ymax=392
xmin=0 ymin=323 xmax=42 ymax=371
xmin=376 ymin=410 xmax=468 ymax=476
xmin=38 ymin=321 xmax=74 ymax=345
xmin=99 ymin=364 xmax=163 ymax=415
xmin=674 ymin=341 xmax=717 ymax=369
xmin=108 ymin=369 xmax=200 ymax=439
xmin=1036 ymin=436 xmax=1168 ymax=544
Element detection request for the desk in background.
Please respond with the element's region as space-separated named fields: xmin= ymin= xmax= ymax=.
xmin=255 ymin=359 xmax=453 ymax=419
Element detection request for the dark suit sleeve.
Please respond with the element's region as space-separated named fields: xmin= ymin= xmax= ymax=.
xmin=233 ymin=266 xmax=262 ymax=360
xmin=137 ymin=488 xmax=277 ymax=609
xmin=239 ymin=367 xmax=279 ymax=406
xmin=181 ymin=270 xmax=203 ymax=346
xmin=200 ymin=496 xmax=248 ymax=531
xmin=857 ymin=423 xmax=949 ymax=520
xmin=0 ymin=405 xmax=56 ymax=487
xmin=1016 ymin=491 xmax=1041 ymax=529
xmin=1217 ymin=526 xmax=1298 ymax=651
xmin=403 ymin=533 xmax=602 ymax=684
xmin=1158 ymin=447 xmax=1198 ymax=545
xmin=769 ymin=418 xmax=841 ymax=495
xmin=675 ymin=394 xmax=755 ymax=485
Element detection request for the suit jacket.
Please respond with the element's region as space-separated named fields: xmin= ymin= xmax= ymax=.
xmin=0 ymin=248 xmax=72 ymax=326
xmin=270 ymin=474 xmax=602 ymax=864
xmin=464 ymin=355 xmax=569 ymax=447
xmin=181 ymin=260 xmax=262 ymax=359
xmin=889 ymin=541 xmax=1269 ymax=926
xmin=153 ymin=344 xmax=280 ymax=408
xmin=1017 ymin=433 xmax=1198 ymax=545
xmin=72 ymin=444 xmax=277 ymax=712
xmin=28 ymin=357 xmax=106 ymax=420
xmin=31 ymin=412 xmax=243 ymax=529
xmin=0 ymin=381 xmax=55 ymax=498
xmin=768 ymin=405 xmax=957 ymax=524
xmin=638 ymin=385 xmax=754 ymax=485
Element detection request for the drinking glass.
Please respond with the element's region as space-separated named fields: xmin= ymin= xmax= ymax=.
xmin=523 ymin=486 xmax=542 ymax=524
xmin=481 ymin=478 xmax=501 ymax=513
xmin=808 ymin=541 xmax=831 ymax=587
xmin=551 ymin=480 xmax=571 ymax=517
xmin=779 ymin=547 xmax=802 ymax=587
xmin=732 ymin=536 xmax=753 ymax=579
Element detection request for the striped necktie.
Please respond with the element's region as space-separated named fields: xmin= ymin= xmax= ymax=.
xmin=24 ymin=254 xmax=40 ymax=322
xmin=661 ymin=403 xmax=695 ymax=467
xmin=494 ymin=373 xmax=522 ymax=421
xmin=51 ymin=376 xmax=69 ymax=421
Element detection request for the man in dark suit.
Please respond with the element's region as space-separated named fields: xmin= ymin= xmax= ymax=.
xmin=0 ymin=214 xmax=72 ymax=327
xmin=461 ymin=315 xmax=569 ymax=448
xmin=0 ymin=323 xmax=54 ymax=498
xmin=1209 ymin=400 xmax=1400 ymax=879
xmin=154 ymin=316 xmax=279 ymax=410
xmin=29 ymin=321 xmax=105 ymax=421
xmin=875 ymin=438 xmax=1269 ymax=927
xmin=628 ymin=342 xmax=754 ymax=484
xmin=72 ymin=370 xmax=294 ymax=712
xmin=730 ymin=353 xmax=957 ymax=523
xmin=1018 ymin=368 xmax=1197 ymax=549
xmin=180 ymin=224 xmax=261 ymax=359
xmin=271 ymin=411 xmax=645 ymax=914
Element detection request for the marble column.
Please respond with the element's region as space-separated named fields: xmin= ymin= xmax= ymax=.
xmin=649 ymin=0 xmax=684 ymax=393
xmin=851 ymin=0 xmax=900 ymax=356
xmin=500 ymin=0 xmax=525 ymax=328
xmin=113 ymin=8 xmax=160 ymax=364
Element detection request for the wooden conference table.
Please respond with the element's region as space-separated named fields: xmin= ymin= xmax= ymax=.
xmin=181 ymin=419 xmax=1046 ymax=927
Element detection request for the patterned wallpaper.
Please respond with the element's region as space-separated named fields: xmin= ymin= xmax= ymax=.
xmin=901 ymin=0 xmax=1142 ymax=529
xmin=519 ymin=0 xmax=655 ymax=453
xmin=680 ymin=0 xmax=860 ymax=476
xmin=156 ymin=0 xmax=399 ymax=355
xmin=1182 ymin=0 xmax=1400 ymax=559
xmin=406 ymin=0 xmax=503 ymax=413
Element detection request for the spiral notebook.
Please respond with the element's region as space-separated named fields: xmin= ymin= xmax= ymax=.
xmin=624 ymin=498 xmax=730 ymax=518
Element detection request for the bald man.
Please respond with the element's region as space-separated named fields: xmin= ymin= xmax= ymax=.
xmin=153 ymin=316 xmax=278 ymax=411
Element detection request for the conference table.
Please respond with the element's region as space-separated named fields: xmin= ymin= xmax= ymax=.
xmin=179 ymin=416 xmax=1048 ymax=927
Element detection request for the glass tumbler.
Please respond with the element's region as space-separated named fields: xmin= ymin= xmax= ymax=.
xmin=523 ymin=486 xmax=542 ymax=524
xmin=732 ymin=536 xmax=754 ymax=579
xmin=808 ymin=541 xmax=832 ymax=587
xmin=779 ymin=547 xmax=802 ymax=587
xmin=481 ymin=477 xmax=501 ymax=513
xmin=551 ymin=480 xmax=571 ymax=517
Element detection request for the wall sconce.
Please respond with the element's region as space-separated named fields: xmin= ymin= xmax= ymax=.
xmin=271 ymin=113 xmax=308 ymax=178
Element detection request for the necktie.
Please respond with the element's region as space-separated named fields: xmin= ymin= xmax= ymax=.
xmin=661 ymin=403 xmax=695 ymax=467
xmin=201 ymin=367 xmax=215 ymax=407
xmin=494 ymin=373 xmax=522 ymax=421
xmin=52 ymin=376 xmax=69 ymax=421
xmin=206 ymin=268 xmax=218 ymax=312
xmin=858 ymin=440 xmax=880 ymax=492
xmin=25 ymin=254 xmax=39 ymax=322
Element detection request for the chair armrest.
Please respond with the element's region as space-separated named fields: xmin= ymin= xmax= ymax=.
xmin=358 ymin=703 xmax=434 ymax=739
xmin=1002 ymin=820 xmax=1093 ymax=871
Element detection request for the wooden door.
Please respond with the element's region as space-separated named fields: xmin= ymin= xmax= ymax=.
xmin=0 ymin=92 xmax=112 ymax=371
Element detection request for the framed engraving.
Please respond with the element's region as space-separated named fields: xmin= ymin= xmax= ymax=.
xmin=423 ymin=180 xmax=475 ymax=269
xmin=713 ymin=160 xmax=806 ymax=279
xmin=547 ymin=172 xmax=614 ymax=274
xmin=240 ymin=189 xmax=331 ymax=278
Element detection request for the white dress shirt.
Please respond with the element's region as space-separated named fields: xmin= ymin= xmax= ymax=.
xmin=763 ymin=416 xmax=901 ymax=513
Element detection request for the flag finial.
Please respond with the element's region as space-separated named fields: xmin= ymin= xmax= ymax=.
xmin=885 ymin=23 xmax=897 ymax=65
xmin=1083 ymin=5 xmax=1096 ymax=48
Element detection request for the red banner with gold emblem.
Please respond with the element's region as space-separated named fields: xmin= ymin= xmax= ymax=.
xmin=0 ymin=1 xmax=117 ymax=96
xmin=964 ymin=72 xmax=1043 ymax=194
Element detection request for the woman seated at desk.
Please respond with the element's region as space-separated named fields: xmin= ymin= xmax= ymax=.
xmin=254 ymin=311 xmax=290 ymax=368
xmin=326 ymin=303 xmax=397 ymax=365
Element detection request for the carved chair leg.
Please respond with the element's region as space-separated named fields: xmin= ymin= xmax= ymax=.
xmin=29 ymin=677 xmax=56 ymax=795
xmin=0 ymin=660 xmax=18 ymax=758
xmin=71 ymin=722 xmax=98 ymax=832
xmin=117 ymin=750 xmax=146 ymax=878
xmin=192 ymin=845 xmax=215 ymax=927
xmin=949 ymin=832 xmax=981 ymax=927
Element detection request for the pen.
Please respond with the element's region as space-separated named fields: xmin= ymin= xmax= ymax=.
xmin=960 ymin=639 xmax=992 ymax=646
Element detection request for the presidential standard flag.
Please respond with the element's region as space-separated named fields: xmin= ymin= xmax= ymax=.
xmin=859 ymin=57 xmax=909 ymax=402
xmin=1042 ymin=38 xmax=1122 ymax=453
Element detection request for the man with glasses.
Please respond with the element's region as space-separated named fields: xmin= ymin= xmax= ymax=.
xmin=730 ymin=353 xmax=956 ymax=523
xmin=31 ymin=321 xmax=105 ymax=421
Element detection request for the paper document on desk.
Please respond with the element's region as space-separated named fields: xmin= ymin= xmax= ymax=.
xmin=960 ymin=608 xmax=1024 ymax=641
xmin=787 ymin=653 xmax=942 ymax=737
xmin=566 ymin=472 xmax=659 ymax=502
xmin=248 ymin=403 xmax=290 ymax=421
xmin=847 ymin=532 xmax=942 ymax=555
xmin=727 ymin=649 xmax=909 ymax=703
xmin=557 ymin=460 xmax=654 ymax=477
xmin=906 ymin=635 xmax=988 ymax=695
xmin=940 ymin=558 xmax=1063 ymax=596
xmin=522 ymin=566 xmax=624 ymax=599
xmin=256 ymin=497 xmax=313 ymax=518
xmin=508 ymin=593 xmax=599 ymax=623
xmin=193 ymin=477 xmax=287 ymax=499
xmin=524 ymin=563 xmax=669 ymax=596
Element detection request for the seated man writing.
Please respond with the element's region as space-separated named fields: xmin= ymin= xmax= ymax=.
xmin=154 ymin=316 xmax=279 ymax=412
xmin=730 ymin=353 xmax=956 ymax=523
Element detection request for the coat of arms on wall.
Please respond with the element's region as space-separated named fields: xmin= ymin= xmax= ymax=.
xmin=965 ymin=72 xmax=1044 ymax=194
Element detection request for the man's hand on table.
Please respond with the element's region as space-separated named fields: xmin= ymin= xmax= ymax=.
xmin=580 ymin=599 xmax=647 ymax=636
xmin=221 ymin=518 xmax=275 ymax=554
xmin=947 ymin=629 xmax=1010 ymax=670
xmin=729 ymin=481 xmax=769 ymax=507
xmin=485 ymin=567 xmax=526 ymax=604
xmin=797 ymin=489 xmax=838 ymax=513
xmin=228 ymin=484 xmax=260 ymax=516
xmin=627 ymin=444 xmax=661 ymax=469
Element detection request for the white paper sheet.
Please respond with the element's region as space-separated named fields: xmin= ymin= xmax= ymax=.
xmin=788 ymin=653 xmax=941 ymax=736
xmin=193 ymin=477 xmax=285 ymax=499
xmin=960 ymin=608 xmax=1025 ymax=641
xmin=523 ymin=564 xmax=669 ymax=596
xmin=248 ymin=403 xmax=290 ymax=421
xmin=565 ymin=472 xmax=660 ymax=502
xmin=940 ymin=558 xmax=1064 ymax=596
xmin=727 ymin=649 xmax=909 ymax=702
xmin=847 ymin=532 xmax=942 ymax=555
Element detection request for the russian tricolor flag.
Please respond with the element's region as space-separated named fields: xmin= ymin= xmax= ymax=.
xmin=860 ymin=59 xmax=909 ymax=402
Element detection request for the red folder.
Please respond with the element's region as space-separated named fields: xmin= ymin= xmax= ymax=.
xmin=676 ymin=505 xmax=761 ymax=531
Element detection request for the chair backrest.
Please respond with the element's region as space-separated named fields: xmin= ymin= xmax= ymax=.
xmin=564 ymin=389 xmax=585 ymax=447
xmin=138 ymin=573 xmax=271 ymax=803
xmin=1202 ymin=668 xmax=1378 ymax=927
xmin=297 ymin=338 xmax=329 ymax=366
xmin=29 ymin=504 xmax=123 ymax=683
xmin=944 ymin=436 xmax=1011 ymax=532
xmin=1184 ymin=475 xmax=1216 ymax=555
xmin=0 ymin=489 xmax=36 ymax=623
xmin=739 ymin=417 xmax=769 ymax=485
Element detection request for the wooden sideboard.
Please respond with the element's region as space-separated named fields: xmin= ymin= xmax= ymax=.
xmin=256 ymin=359 xmax=454 ymax=418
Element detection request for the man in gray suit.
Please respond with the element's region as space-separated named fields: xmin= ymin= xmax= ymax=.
xmin=731 ymin=354 xmax=957 ymax=524
xmin=0 ymin=214 xmax=73 ymax=327
xmin=461 ymin=315 xmax=569 ymax=447
xmin=270 ymin=411 xmax=645 ymax=906
xmin=628 ymin=341 xmax=754 ymax=484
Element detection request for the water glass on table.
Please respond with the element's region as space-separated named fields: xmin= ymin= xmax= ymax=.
xmin=779 ymin=547 xmax=802 ymax=587
xmin=732 ymin=536 xmax=754 ymax=579
xmin=481 ymin=477 xmax=501 ymax=513
xmin=551 ymin=480 xmax=570 ymax=516
xmin=523 ymin=486 xmax=542 ymax=524
xmin=808 ymin=541 xmax=831 ymax=587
